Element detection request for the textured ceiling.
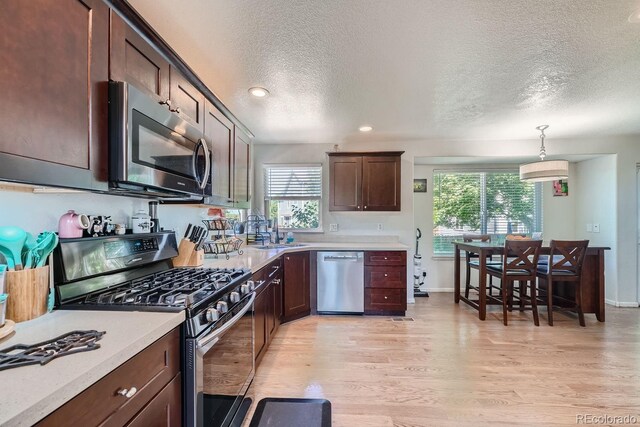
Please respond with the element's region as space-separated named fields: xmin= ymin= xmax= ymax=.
xmin=129 ymin=0 xmax=640 ymax=144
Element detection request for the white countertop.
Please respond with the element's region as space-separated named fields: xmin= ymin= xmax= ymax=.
xmin=0 ymin=309 xmax=185 ymax=427
xmin=202 ymin=242 xmax=409 ymax=270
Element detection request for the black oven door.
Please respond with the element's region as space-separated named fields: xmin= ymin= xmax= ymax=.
xmin=185 ymin=293 xmax=255 ymax=427
xmin=109 ymin=81 xmax=211 ymax=197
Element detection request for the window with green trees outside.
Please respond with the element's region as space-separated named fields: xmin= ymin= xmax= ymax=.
xmin=432 ymin=170 xmax=543 ymax=255
xmin=264 ymin=165 xmax=322 ymax=231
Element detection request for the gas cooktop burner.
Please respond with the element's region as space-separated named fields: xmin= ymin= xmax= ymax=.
xmin=0 ymin=330 xmax=106 ymax=371
xmin=76 ymin=268 xmax=250 ymax=312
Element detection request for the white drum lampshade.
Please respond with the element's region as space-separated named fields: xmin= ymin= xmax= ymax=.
xmin=519 ymin=125 xmax=568 ymax=182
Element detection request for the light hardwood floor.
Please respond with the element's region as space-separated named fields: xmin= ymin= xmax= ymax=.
xmin=244 ymin=293 xmax=640 ymax=426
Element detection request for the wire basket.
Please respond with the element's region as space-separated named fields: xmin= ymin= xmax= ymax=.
xmin=202 ymin=238 xmax=244 ymax=260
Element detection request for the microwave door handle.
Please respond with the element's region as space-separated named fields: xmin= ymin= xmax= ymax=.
xmin=200 ymin=138 xmax=211 ymax=189
xmin=192 ymin=139 xmax=204 ymax=188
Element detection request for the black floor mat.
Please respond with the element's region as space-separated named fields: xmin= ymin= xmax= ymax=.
xmin=248 ymin=398 xmax=331 ymax=427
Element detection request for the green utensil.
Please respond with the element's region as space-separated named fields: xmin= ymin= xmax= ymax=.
xmin=22 ymin=232 xmax=37 ymax=269
xmin=36 ymin=232 xmax=59 ymax=268
xmin=0 ymin=247 xmax=15 ymax=270
xmin=0 ymin=226 xmax=27 ymax=271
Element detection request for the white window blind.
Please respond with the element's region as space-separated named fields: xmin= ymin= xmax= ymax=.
xmin=432 ymin=170 xmax=542 ymax=254
xmin=264 ymin=165 xmax=322 ymax=200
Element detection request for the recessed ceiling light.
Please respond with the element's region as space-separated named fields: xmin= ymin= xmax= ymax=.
xmin=248 ymin=87 xmax=269 ymax=98
xmin=358 ymin=125 xmax=373 ymax=132
xmin=628 ymin=10 xmax=640 ymax=23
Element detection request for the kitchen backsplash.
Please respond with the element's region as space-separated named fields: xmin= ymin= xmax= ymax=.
xmin=0 ymin=187 xmax=207 ymax=235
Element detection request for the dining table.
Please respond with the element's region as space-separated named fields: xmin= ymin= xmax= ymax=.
xmin=453 ymin=240 xmax=609 ymax=322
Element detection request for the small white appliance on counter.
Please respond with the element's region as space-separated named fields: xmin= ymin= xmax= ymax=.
xmin=317 ymin=251 xmax=364 ymax=314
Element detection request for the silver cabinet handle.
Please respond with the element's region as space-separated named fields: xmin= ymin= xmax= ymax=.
xmin=159 ymin=98 xmax=172 ymax=108
xmin=384 ymin=273 xmax=388 ymax=277
xmin=384 ymin=296 xmax=388 ymax=300
xmin=384 ymin=257 xmax=388 ymax=260
xmin=357 ymin=206 xmax=360 ymax=209
xmin=117 ymin=387 xmax=137 ymax=398
xmin=364 ymin=206 xmax=367 ymax=209
xmin=170 ymin=106 xmax=181 ymax=114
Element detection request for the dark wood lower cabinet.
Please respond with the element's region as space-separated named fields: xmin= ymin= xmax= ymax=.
xmin=37 ymin=328 xmax=181 ymax=427
xmin=254 ymin=284 xmax=269 ymax=364
xmin=283 ymin=252 xmax=311 ymax=322
xmin=126 ymin=373 xmax=182 ymax=427
xmin=254 ymin=259 xmax=283 ymax=366
xmin=364 ymin=251 xmax=408 ymax=315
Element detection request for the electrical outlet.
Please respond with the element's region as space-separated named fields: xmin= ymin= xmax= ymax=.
xmin=586 ymin=224 xmax=592 ymax=232
xmin=593 ymin=223 xmax=600 ymax=233
xmin=377 ymin=223 xmax=383 ymax=231
xmin=329 ymin=223 xmax=339 ymax=232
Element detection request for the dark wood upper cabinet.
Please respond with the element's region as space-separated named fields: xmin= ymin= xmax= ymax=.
xmin=362 ymin=155 xmax=401 ymax=211
xmin=329 ymin=156 xmax=362 ymax=211
xmin=110 ymin=11 xmax=170 ymax=102
xmin=0 ymin=0 xmax=109 ymax=189
xmin=283 ymin=251 xmax=311 ymax=321
xmin=204 ymin=102 xmax=233 ymax=206
xmin=328 ymin=152 xmax=403 ymax=211
xmin=169 ymin=66 xmax=205 ymax=132
xmin=233 ymin=127 xmax=251 ymax=208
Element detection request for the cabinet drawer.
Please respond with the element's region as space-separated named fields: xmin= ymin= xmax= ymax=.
xmin=38 ymin=327 xmax=180 ymax=427
xmin=364 ymin=251 xmax=406 ymax=266
xmin=365 ymin=266 xmax=406 ymax=289
xmin=126 ymin=373 xmax=182 ymax=427
xmin=365 ymin=288 xmax=406 ymax=313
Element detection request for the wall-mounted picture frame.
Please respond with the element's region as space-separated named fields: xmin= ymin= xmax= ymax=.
xmin=553 ymin=179 xmax=568 ymax=197
xmin=413 ymin=178 xmax=427 ymax=193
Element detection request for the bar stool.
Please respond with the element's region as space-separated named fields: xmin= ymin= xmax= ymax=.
xmin=536 ymin=240 xmax=589 ymax=326
xmin=463 ymin=234 xmax=501 ymax=298
xmin=486 ymin=239 xmax=542 ymax=326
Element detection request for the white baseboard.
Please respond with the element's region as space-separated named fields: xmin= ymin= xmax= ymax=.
xmin=605 ymin=299 xmax=639 ymax=308
xmin=424 ymin=287 xmax=454 ymax=292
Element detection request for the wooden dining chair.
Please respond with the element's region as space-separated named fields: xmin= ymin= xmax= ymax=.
xmin=463 ymin=234 xmax=500 ymax=298
xmin=486 ymin=239 xmax=542 ymax=326
xmin=536 ymin=240 xmax=589 ymax=326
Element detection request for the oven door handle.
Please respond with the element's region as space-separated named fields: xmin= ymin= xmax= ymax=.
xmin=197 ymin=292 xmax=255 ymax=350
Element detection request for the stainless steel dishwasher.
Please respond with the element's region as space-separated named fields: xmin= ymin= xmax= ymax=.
xmin=317 ymin=251 xmax=364 ymax=314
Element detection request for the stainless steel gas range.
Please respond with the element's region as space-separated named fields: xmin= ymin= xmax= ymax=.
xmin=53 ymin=231 xmax=255 ymax=427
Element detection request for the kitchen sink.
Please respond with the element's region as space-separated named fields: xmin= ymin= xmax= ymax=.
xmin=255 ymin=243 xmax=307 ymax=250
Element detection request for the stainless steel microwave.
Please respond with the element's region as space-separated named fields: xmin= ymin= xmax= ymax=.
xmin=108 ymin=81 xmax=211 ymax=199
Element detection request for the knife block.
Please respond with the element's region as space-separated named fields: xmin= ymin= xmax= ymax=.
xmin=172 ymin=239 xmax=204 ymax=267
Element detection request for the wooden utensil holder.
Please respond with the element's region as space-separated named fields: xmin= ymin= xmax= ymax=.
xmin=6 ymin=266 xmax=49 ymax=323
xmin=172 ymin=239 xmax=204 ymax=267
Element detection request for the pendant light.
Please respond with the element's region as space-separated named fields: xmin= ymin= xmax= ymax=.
xmin=519 ymin=125 xmax=568 ymax=182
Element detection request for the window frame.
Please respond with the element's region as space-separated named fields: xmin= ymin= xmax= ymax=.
xmin=263 ymin=163 xmax=323 ymax=233
xmin=431 ymin=168 xmax=543 ymax=256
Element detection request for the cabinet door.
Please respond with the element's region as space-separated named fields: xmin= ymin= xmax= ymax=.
xmin=254 ymin=287 xmax=268 ymax=363
xmin=329 ymin=156 xmax=362 ymax=211
xmin=0 ymin=0 xmax=109 ymax=189
xmin=233 ymin=127 xmax=251 ymax=208
xmin=110 ymin=11 xmax=170 ymax=102
xmin=273 ymin=277 xmax=283 ymax=332
xmin=283 ymin=252 xmax=310 ymax=321
xmin=126 ymin=373 xmax=182 ymax=427
xmin=204 ymin=102 xmax=233 ymax=205
xmin=362 ymin=156 xmax=401 ymax=211
xmin=170 ymin=66 xmax=205 ymax=132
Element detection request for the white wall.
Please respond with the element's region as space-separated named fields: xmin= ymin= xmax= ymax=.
xmin=573 ymin=155 xmax=619 ymax=304
xmin=254 ymin=135 xmax=640 ymax=306
xmin=0 ymin=186 xmax=209 ymax=240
